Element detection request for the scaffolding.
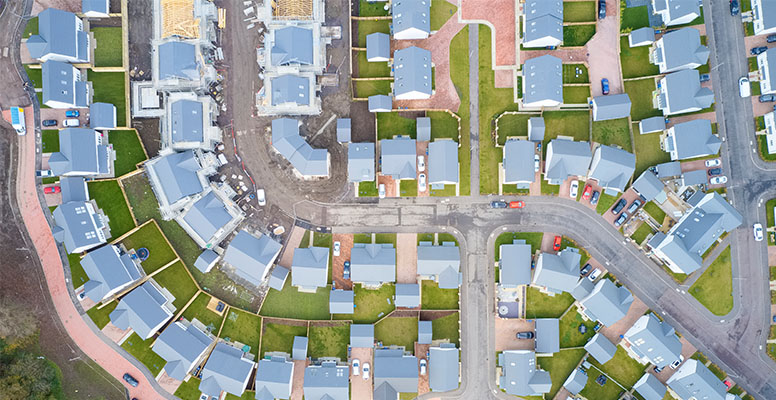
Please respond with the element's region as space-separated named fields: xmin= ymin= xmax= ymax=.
xmin=272 ymin=0 xmax=314 ymax=19
xmin=161 ymin=0 xmax=200 ymax=39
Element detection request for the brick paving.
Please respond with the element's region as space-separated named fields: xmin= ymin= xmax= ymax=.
xmin=416 ymin=141 xmax=430 ymax=197
xmin=350 ymin=348 xmax=374 ymax=400
xmin=290 ymin=359 xmax=309 ymax=400
xmin=495 ymin=69 xmax=514 ymax=88
xmin=460 ymin=0 xmax=516 ymax=67
xmin=586 ymin=0 xmax=623 ymax=96
xmin=769 ymin=246 xmax=776 ymax=266
xmin=396 ymin=233 xmax=419 ymax=283
xmin=415 ymin=342 xmax=431 ymax=395
xmin=752 ymin=96 xmax=775 ymax=118
xmin=602 ymin=188 xmax=640 ymax=226
xmin=520 ymin=48 xmax=588 ymax=64
xmin=332 ymin=233 xmax=354 ymax=290
xmin=377 ymin=175 xmax=398 ymax=198
xmin=667 ymin=111 xmax=717 ymax=125
xmin=277 ymin=225 xmax=306 ymax=269
xmin=156 ymin=371 xmax=182 ymax=396
xmin=102 ymin=322 xmax=132 ymax=343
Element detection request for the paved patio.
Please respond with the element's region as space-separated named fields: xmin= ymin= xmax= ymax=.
xmin=101 ymin=321 xmax=132 ymax=344
xmin=156 ymin=371 xmax=182 ymax=397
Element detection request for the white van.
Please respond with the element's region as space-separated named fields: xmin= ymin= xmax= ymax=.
xmin=63 ymin=118 xmax=80 ymax=127
xmin=739 ymin=77 xmax=751 ymax=98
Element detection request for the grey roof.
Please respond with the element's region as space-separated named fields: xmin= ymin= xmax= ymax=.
xmin=657 ymin=28 xmax=709 ymax=73
xmin=392 ymin=0 xmax=430 ymax=37
xmin=182 ymin=191 xmax=233 ymax=243
xmin=632 ymin=170 xmax=664 ymax=201
xmin=374 ymin=382 xmax=398 ymax=400
xmin=348 ymin=143 xmax=375 ymax=182
xmin=41 ymin=60 xmax=88 ymax=107
xmin=588 ymin=145 xmax=636 ymax=193
xmin=368 ymin=95 xmax=393 ymax=112
xmin=522 ymin=55 xmax=563 ymax=105
xmin=395 ymin=283 xmax=420 ymax=308
xmin=59 ymin=176 xmax=89 ymax=203
xmin=82 ymin=0 xmax=109 ymax=15
xmin=152 ymin=321 xmax=213 ymax=380
xmin=523 ymin=0 xmax=563 ymax=46
xmin=428 ymin=140 xmax=458 ymax=184
xmin=350 ymin=243 xmax=396 ymax=285
xmin=147 ymin=150 xmax=204 ymax=204
xmin=90 ymin=103 xmax=116 ymax=130
xmin=634 ymin=373 xmax=667 ymax=400
xmin=223 ymin=230 xmax=282 ymax=287
xmin=528 ymin=117 xmax=545 ymax=141
xmin=624 ymin=314 xmax=682 ymax=368
xmin=570 ymin=277 xmax=595 ymax=301
xmin=380 ymin=138 xmax=417 ymax=180
xmin=532 ymin=249 xmax=581 ymax=293
xmin=584 ymin=333 xmax=617 ymax=364
xmin=756 ymin=1 xmax=776 ymax=33
xmin=27 ymin=8 xmax=86 ymax=61
xmin=303 ymin=362 xmax=349 ymax=400
xmin=498 ymin=350 xmax=551 ymax=396
xmin=667 ymin=359 xmax=729 ymax=400
xmin=393 ymin=46 xmax=432 ymax=99
xmin=592 ymin=94 xmax=632 ymax=121
xmin=254 ymin=357 xmax=293 ymax=399
xmin=271 ymin=26 xmax=313 ymax=66
xmin=373 ymin=348 xmax=419 ymax=393
xmin=81 ymin=244 xmax=142 ymax=302
xmin=498 ymin=240 xmax=532 ymax=287
xmin=49 ymin=128 xmax=106 ymax=176
xmin=200 ymin=343 xmax=255 ymax=397
xmin=268 ymin=266 xmax=290 ymax=291
xmin=291 ymin=246 xmax=329 ymax=290
xmin=336 ymin=118 xmax=351 ymax=143
xmin=681 ymin=169 xmax=708 ymax=186
xmin=656 ymin=161 xmax=682 ymax=178
xmin=534 ymin=318 xmax=559 ymax=354
xmin=52 ymin=201 xmax=108 ymax=254
xmin=503 ymin=140 xmax=535 ymax=184
xmin=418 ymin=320 xmax=433 ymax=344
xmin=350 ymin=324 xmax=374 ymax=348
xmin=563 ymin=368 xmax=587 ymax=395
xmin=545 ymin=140 xmax=592 ymax=182
xmin=661 ymin=69 xmax=714 ymax=114
xmin=629 ymin=27 xmax=656 ymax=46
xmin=158 ymin=41 xmax=198 ymax=80
xmin=271 ymin=118 xmax=329 ymax=176
xmin=109 ymin=281 xmax=175 ymax=339
xmin=417 ymin=242 xmax=461 ymax=289
xmin=170 ymin=99 xmax=204 ymax=143
xmin=762 ymin=48 xmax=776 ymax=89
xmin=579 ymin=280 xmax=633 ymax=326
xmin=293 ymin=336 xmax=308 ymax=360
xmin=329 ymin=290 xmax=354 ymax=314
xmin=667 ymin=119 xmax=721 ymax=160
xmin=366 ymin=32 xmax=391 ymax=61
xmin=194 ymin=249 xmax=220 ymax=273
xmin=271 ymin=74 xmax=310 ymax=106
xmin=657 ymin=0 xmax=700 ymax=26
xmin=639 ymin=116 xmax=666 ymax=134
xmin=417 ymin=117 xmax=431 ymax=142
xmin=429 ymin=344 xmax=459 ymax=392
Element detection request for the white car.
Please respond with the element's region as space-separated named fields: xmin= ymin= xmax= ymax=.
xmin=588 ymin=268 xmax=602 ymax=282
xmin=534 ymin=154 xmax=540 ymax=172
xmin=378 ymin=184 xmax=386 ymax=199
xmin=333 ymin=241 xmax=341 ymax=256
xmin=709 ymin=176 xmax=727 ymax=185
xmin=739 ymin=77 xmax=751 ymax=98
xmin=417 ymin=156 xmax=425 ymax=172
xmin=257 ymin=189 xmax=266 ymax=206
xmin=420 ymin=359 xmax=427 ymax=375
xmin=669 ymin=355 xmax=685 ymax=370
xmin=569 ymin=181 xmax=579 ymax=199
xmin=418 ymin=173 xmax=427 ymax=192
xmin=63 ymin=118 xmax=80 ymax=127
xmin=754 ymin=223 xmax=764 ymax=242
xmin=362 ymin=362 xmax=370 ymax=380
xmin=705 ymin=159 xmax=721 ymax=168
xmin=352 ymin=359 xmax=360 ymax=376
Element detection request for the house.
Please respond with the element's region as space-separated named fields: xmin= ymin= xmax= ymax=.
xmin=417 ymin=117 xmax=431 ymax=142
xmin=80 ymin=244 xmax=143 ymax=301
xmin=350 ymin=324 xmax=374 ymax=348
xmin=41 ymin=60 xmax=89 ymax=108
xmin=145 ymin=150 xmax=208 ymax=218
xmin=634 ymin=373 xmax=667 ymax=400
xmin=639 ymin=116 xmax=667 ymax=134
xmin=303 ymin=362 xmax=350 ymax=400
xmin=591 ymin=94 xmax=632 ymax=121
xmin=503 ymin=140 xmax=536 ymax=188
xmin=291 ymin=247 xmax=330 ymax=292
xmin=268 ymin=266 xmax=290 ymax=291
xmin=194 ymin=249 xmax=220 ymax=273
xmin=417 ymin=241 xmax=461 ymax=289
xmin=535 ymin=319 xmax=559 ymax=354
xmin=254 ymin=356 xmax=293 ymax=399
xmin=632 ymin=170 xmax=666 ymax=202
xmin=271 ymin=118 xmax=330 ymax=178
xmin=528 ymin=117 xmax=545 ymax=141
xmin=667 ymin=359 xmax=739 ymax=400
xmin=663 ymin=119 xmax=720 ymax=161
xmin=563 ymin=368 xmax=587 ymax=395
xmin=498 ymin=239 xmax=532 ymax=289
xmin=152 ymin=319 xmax=214 ymax=380
xmin=544 ymin=139 xmax=592 ymax=185
xmin=577 ymin=279 xmax=633 ymax=326
xmin=89 ymin=102 xmax=116 ymax=130
xmin=395 ymin=283 xmax=420 ymax=308
xmin=59 ymin=176 xmax=89 ymax=203
xmin=429 ymin=344 xmax=459 ymax=392
xmin=649 ymin=193 xmax=742 ymax=274
xmin=623 ymin=314 xmax=683 ymax=368
xmin=418 ymin=321 xmax=432 ymax=344
xmin=651 ymin=0 xmax=700 ymax=26
xmin=156 ymin=41 xmax=199 ymax=82
xmin=368 ymin=95 xmax=393 ymax=112
xmin=753 ymin=0 xmax=776 ymax=35
xmin=655 ymin=160 xmax=682 ymax=179
xmin=109 ymin=280 xmax=176 ymax=339
xmin=681 ymin=169 xmax=707 ymax=186
xmin=765 ymin=111 xmax=776 ymax=155
xmin=651 ymin=28 xmax=709 ymax=73
xmin=49 ymin=128 xmax=113 ymax=177
xmin=200 ymin=343 xmax=256 ymax=398
xmin=222 ymin=230 xmax=283 ymax=287
xmin=165 ymin=96 xmax=220 ymax=151
xmin=522 ymin=55 xmax=563 ymax=108
xmin=532 ymin=249 xmax=581 ymax=294
xmin=498 ymin=350 xmax=551 ymax=396
xmin=82 ymin=0 xmax=110 ymax=18
xmin=268 ymin=74 xmax=313 ymax=108
xmin=657 ymin=69 xmax=714 ymax=115
xmin=293 ymin=336 xmax=308 ymax=360
xmin=570 ymin=275 xmax=595 ymax=301
xmin=393 ymin=46 xmax=433 ymax=100
xmin=348 ymin=143 xmax=375 ymax=182
xmin=52 ymin=200 xmax=110 ymax=254
xmin=178 ymin=190 xmax=244 ymax=248
xmin=350 ymin=243 xmax=396 ymax=286
xmin=757 ymin=47 xmax=776 ymax=95
xmin=588 ymin=145 xmax=636 ymax=194
xmin=366 ymin=32 xmax=390 ymax=62
xmin=329 ymin=290 xmax=354 ymax=314
xmin=373 ymin=348 xmax=419 ymax=396
xmin=522 ymin=0 xmax=563 ymax=48
xmin=270 ymin=26 xmax=314 ymax=66
xmin=584 ymin=333 xmax=617 ymax=364
xmin=380 ymin=138 xmax=417 ymax=180
xmin=336 ymin=118 xmax=351 ymax=143
xmin=392 ymin=0 xmax=430 ymax=40
xmin=629 ymin=27 xmax=655 ymax=47
xmin=428 ymin=140 xmax=459 ymax=186
xmin=25 ymin=8 xmax=89 ymax=63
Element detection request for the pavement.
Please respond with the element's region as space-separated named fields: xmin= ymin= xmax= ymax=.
xmin=587 ymin=1 xmax=624 ymax=97
xmin=459 ymin=0 xmax=516 ymax=67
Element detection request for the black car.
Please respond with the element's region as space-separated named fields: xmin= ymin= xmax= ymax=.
xmin=699 ymin=73 xmax=710 ymax=82
xmin=614 ymin=213 xmax=628 ymax=227
xmin=490 ymin=201 xmax=507 ymax=209
xmin=42 ymin=119 xmax=57 ymax=127
xmin=122 ymin=373 xmax=139 ymax=387
xmin=768 ymin=34 xmax=776 ymax=43
xmin=751 ymin=46 xmax=768 ymax=55
xmin=343 ymin=261 xmax=351 ymax=279
xmin=760 ymin=94 xmax=776 ymax=103
xmin=730 ymin=0 xmax=740 ymax=16
xmin=590 ymin=190 xmax=600 ymax=206
xmin=627 ymin=199 xmax=642 ymax=214
xmin=707 ymin=167 xmax=722 ymax=176
xmin=580 ymin=263 xmax=592 ymax=276
xmin=598 ymin=0 xmax=606 ymax=19
xmin=611 ymin=198 xmax=627 ymax=214
xmin=516 ymin=331 xmax=535 ymax=340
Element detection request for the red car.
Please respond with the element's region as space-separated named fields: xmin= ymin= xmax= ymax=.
xmin=553 ymin=236 xmax=562 ymax=251
xmin=723 ymin=379 xmax=733 ymax=390
xmin=44 ymin=186 xmax=61 ymax=194
xmin=582 ymin=184 xmax=593 ymax=200
xmin=509 ymin=201 xmax=525 ymax=209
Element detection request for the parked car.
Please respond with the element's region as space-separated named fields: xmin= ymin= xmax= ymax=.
xmin=724 ymin=379 xmax=734 ymax=390
xmin=420 ymin=359 xmax=427 ymax=375
xmin=705 ymin=159 xmax=721 ymax=167
xmin=699 ymin=73 xmax=710 ymax=82
xmin=569 ymin=180 xmax=579 ymax=199
xmin=122 ymin=373 xmax=139 ymax=387
xmin=362 ymin=363 xmax=370 ymax=380
xmin=35 ymin=170 xmax=53 ymax=177
xmin=627 ymin=199 xmax=642 ymax=214
xmin=582 ymin=184 xmax=593 ymax=200
xmin=759 ymin=94 xmax=776 ymax=103
xmin=598 ymin=0 xmax=606 ymax=19
xmin=588 ymin=269 xmax=602 ymax=282
xmin=590 ymin=190 xmax=600 ymax=206
xmin=42 ymin=119 xmax=57 ymax=127
xmin=611 ymin=198 xmax=627 ymax=214
xmin=333 ymin=241 xmax=341 ymax=257
xmin=670 ymin=355 xmax=685 ymax=370
xmin=709 ymin=176 xmax=728 ymax=185
xmin=343 ymin=261 xmax=351 ymax=279
xmin=378 ymin=184 xmax=386 ymax=199
xmin=418 ymin=173 xmax=427 ymax=192
xmin=417 ymin=155 xmax=425 ymax=172
xmin=490 ymin=201 xmax=508 ymax=208
xmin=730 ymin=0 xmax=740 ymax=15
xmin=534 ymin=154 xmax=540 ymax=172
xmin=553 ymin=235 xmax=562 ymax=251
xmin=707 ymin=167 xmax=722 ymax=176
xmin=768 ymin=34 xmax=776 ymax=43
xmin=43 ymin=186 xmax=61 ymax=194
xmin=63 ymin=118 xmax=79 ymax=127
xmin=739 ymin=77 xmax=751 ymax=98
xmin=352 ymin=359 xmax=360 ymax=376
xmin=614 ymin=213 xmax=628 ymax=227
xmin=65 ymin=110 xmax=79 ymax=117
xmin=751 ymin=46 xmax=768 ymax=55
xmin=601 ymin=78 xmax=610 ymax=95
xmin=754 ymin=223 xmax=764 ymax=242
xmin=580 ymin=263 xmax=592 ymax=276
xmin=516 ymin=331 xmax=535 ymax=340
xmin=257 ymin=189 xmax=266 ymax=206
xmin=509 ymin=201 xmax=525 ymax=209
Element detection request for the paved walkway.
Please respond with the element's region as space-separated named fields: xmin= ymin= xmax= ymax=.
xmin=460 ymin=0 xmax=516 ymax=67
xmin=587 ymin=0 xmax=624 ymax=96
xmin=520 ymin=48 xmax=588 ymax=64
xmin=668 ymin=111 xmax=718 ymax=125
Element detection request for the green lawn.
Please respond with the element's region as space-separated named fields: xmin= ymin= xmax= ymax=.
xmin=119 ymin=222 xmax=177 ymax=274
xmin=494 ymin=232 xmax=543 ymax=261
xmin=41 ymin=129 xmax=59 ymax=153
xmin=752 ymin=80 xmax=762 ymax=96
xmin=431 ymin=312 xmax=460 ymax=346
xmin=437 ymin=233 xmax=459 ymax=245
xmin=624 ymin=79 xmax=661 ymax=121
xmin=450 ymin=26 xmax=471 ymax=195
xmin=68 ymin=253 xmax=88 ymax=288
xmin=430 ymin=0 xmax=457 ymax=31
xmin=541 ymin=178 xmax=561 ymax=196
xmin=358 ymin=181 xmax=379 ymax=197
xmin=353 ymin=233 xmax=372 ymax=244
xmin=430 ymin=184 xmax=457 ymax=196
xmin=375 ymin=317 xmax=418 ymax=352
xmin=632 ymin=123 xmax=671 ymax=177
xmin=122 ymin=333 xmax=166 ymax=376
xmin=579 ymin=369 xmax=625 ymax=400
xmin=259 ymin=279 xmax=331 ymax=320
xmin=377 ymin=112 xmax=417 ymax=140
xmin=644 ymin=201 xmax=667 ymax=224
xmin=308 ymin=323 xmax=350 ymax=359
xmin=663 ymin=265 xmax=688 ymax=284
xmin=359 ymin=0 xmax=390 ymax=16
xmin=173 ymin=376 xmax=202 ymax=400
xmin=354 ymin=79 xmax=392 ymax=98
xmin=537 ymin=349 xmax=587 ymax=399
xmin=261 ymin=322 xmax=307 ymax=358
xmin=690 ymin=246 xmax=733 ymax=316
xmin=23 ymin=16 xmax=38 ymax=37
xmin=563 ymin=24 xmax=596 ymax=47
xmin=596 ymin=193 xmax=619 ymax=215
xmin=563 ymin=64 xmax=590 ymax=84
xmin=86 ymin=301 xmax=117 ymax=329
xmin=334 ymin=283 xmax=395 ymax=323
xmin=591 ymin=346 xmax=647 ymax=387
xmin=181 ymin=292 xmax=225 ymax=333
xmin=766 ymin=198 xmax=776 ymax=227
xmin=620 ymin=36 xmax=660 ymax=79
xmin=564 ymin=2 xmax=596 ymax=22
xmin=151 ymin=261 xmax=198 ymax=311
xmin=224 ymin=391 xmax=256 ymax=400
xmin=355 ymin=51 xmax=391 ymax=78
xmin=429 ymin=111 xmax=460 ymax=141
xmin=400 ymin=179 xmax=418 ymax=197
xmin=89 ymin=72 xmax=126 ymax=126
xmin=542 ymin=111 xmax=591 ymax=156
xmin=87 ymin=180 xmax=134 ymax=238
xmin=108 ymin=130 xmax=146 ymax=176
xmin=630 ymin=223 xmax=653 ymax=245
xmin=92 ymin=27 xmax=123 ymax=67
xmin=357 ymin=19 xmax=391 ymax=47
xmin=421 ymin=280 xmax=459 ymax=309
xmin=375 ymin=233 xmax=397 ymax=247
xmin=620 ymin=5 xmax=650 ymax=32
xmin=563 ymin=85 xmax=591 ymax=104
xmin=497 ymin=113 xmax=533 ymax=144
xmin=219 ymin=309 xmax=262 ymax=357
xmin=526 ymin=287 xmax=575 ymax=319
xmin=592 ymin=118 xmax=632 ymax=150
xmin=24 ymin=65 xmax=42 ymax=88
xmin=559 ymin=307 xmax=597 ymax=348
xmin=759 ymin=136 xmax=776 ymax=162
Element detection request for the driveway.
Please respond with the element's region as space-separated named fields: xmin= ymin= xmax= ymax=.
xmin=520 ymin=48 xmax=587 ymax=64
xmin=494 ymin=318 xmax=535 ymax=351
xmin=277 ymin=226 xmax=306 ymax=269
xmin=156 ymin=371 xmax=182 ymax=397
xmin=598 ymin=296 xmax=649 ymax=343
xmin=332 ymin=233 xmax=353 ymax=290
xmin=291 ymin=359 xmax=308 ymax=400
xmin=579 ymin=179 xmax=602 ymax=212
xmin=102 ymin=322 xmax=132 ymax=344
xmin=39 ymin=107 xmax=89 ymax=129
xmin=396 ymin=233 xmax=418 ymax=283
xmin=601 ymin=188 xmax=640 ymax=226
xmin=752 ymin=96 xmax=775 ymax=118
xmin=667 ymin=111 xmax=718 ymax=125
xmin=42 ymin=182 xmax=62 ymax=206
xmin=377 ymin=175 xmax=398 ymax=198
xmin=350 ymin=347 xmax=373 ymax=400
xmin=540 ymin=232 xmax=560 ymax=253
xmin=587 ymin=0 xmax=623 ymax=96
xmin=415 ymin=342 xmax=431 ymax=394
xmin=460 ymin=0 xmax=516 ymax=67
xmin=652 ymin=336 xmax=698 ymax=383
xmin=417 ymin=141 xmax=429 ymax=197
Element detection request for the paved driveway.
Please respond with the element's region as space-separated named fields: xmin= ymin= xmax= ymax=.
xmin=752 ymin=96 xmax=775 ymax=117
xmin=417 ymin=141 xmax=429 ymax=197
xmin=415 ymin=342 xmax=431 ymax=394
xmin=156 ymin=371 xmax=182 ymax=397
xmin=460 ymin=0 xmax=516 ymax=67
xmin=396 ymin=233 xmax=418 ymax=283
xmin=587 ymin=0 xmax=623 ymax=96
xmin=332 ymin=233 xmax=353 ymax=289
xmin=291 ymin=359 xmax=308 ymax=400
xmin=277 ymin=226 xmax=306 ymax=268
xmin=377 ymin=175 xmax=397 ymax=198
xmin=350 ymin=348 xmax=374 ymax=400
xmin=494 ymin=318 xmax=535 ymax=351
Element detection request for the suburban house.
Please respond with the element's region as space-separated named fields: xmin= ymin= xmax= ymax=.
xmin=59 ymin=176 xmax=89 ymax=203
xmin=395 ymin=283 xmax=421 ymax=308
xmin=498 ymin=350 xmax=551 ymax=396
xmin=329 ymin=289 xmax=354 ymax=314
xmin=89 ymin=102 xmax=117 ymax=130
xmin=563 ymin=368 xmax=587 ymax=396
xmin=654 ymin=160 xmax=682 ymax=179
xmin=269 ymin=26 xmax=316 ymax=67
xmin=392 ymin=0 xmax=430 ymax=40
xmin=80 ymin=244 xmax=143 ymax=302
xmin=52 ymin=200 xmax=111 ymax=254
xmin=417 ymin=117 xmax=431 ymax=141
xmin=757 ymin=47 xmax=776 ymax=95
xmin=503 ymin=139 xmax=536 ymax=188
xmin=650 ymin=28 xmax=709 ymax=73
xmin=657 ymin=69 xmax=714 ymax=115
xmin=109 ymin=280 xmax=176 ymax=339
xmin=631 ymin=170 xmax=666 ymax=203
xmin=348 ymin=142 xmax=375 ymax=182
xmin=373 ymin=348 xmax=419 ymax=397
xmin=576 ymin=279 xmax=634 ymax=326
xmin=417 ymin=241 xmax=461 ymax=289
xmin=591 ymin=94 xmax=632 ymax=121
xmin=544 ymin=139 xmax=592 ymax=185
xmin=368 ymin=95 xmax=393 ymax=112
xmin=255 ymin=356 xmax=294 ymax=399
xmin=667 ymin=359 xmax=741 ymax=400
xmin=681 ymin=169 xmax=708 ymax=186
xmin=623 ymin=314 xmax=683 ymax=368
xmin=291 ymin=246 xmax=330 ymax=292
xmin=663 ymin=119 xmax=721 ymax=161
xmin=366 ymin=32 xmax=390 ymax=62
xmin=194 ymin=249 xmax=220 ymax=274
xmin=651 ymin=0 xmax=700 ymax=26
xmin=26 ymin=8 xmax=90 ymax=63
xmin=753 ymin=0 xmax=776 ymax=35
xmin=380 ymin=138 xmax=417 ymax=180
xmin=764 ymin=111 xmax=776 ymax=155
xmin=522 ymin=0 xmax=563 ymax=48
xmin=418 ymin=321 xmax=432 ymax=344
xmin=393 ymin=46 xmax=433 ymax=100
xmin=498 ymin=239 xmax=532 ymax=289
xmin=429 ymin=344 xmax=460 ymax=392
xmin=49 ymin=128 xmax=114 ymax=178
xmin=176 ymin=189 xmax=245 ymax=249
xmin=522 ymin=55 xmax=563 ymax=108
xmin=535 ymin=318 xmax=560 ymax=354
xmin=41 ymin=59 xmax=90 ymax=108
xmin=199 ymin=342 xmax=256 ymax=398
xmin=584 ymin=333 xmax=617 ymax=364
xmin=629 ymin=27 xmax=655 ymax=47
xmin=303 ymin=362 xmax=350 ymax=400
xmin=82 ymin=0 xmax=110 ymax=18
xmin=163 ymin=95 xmax=221 ymax=151
xmin=145 ymin=150 xmax=210 ymax=219
xmin=271 ymin=118 xmax=330 ymax=178
xmin=428 ymin=140 xmax=459 ymax=187
xmin=634 ymin=373 xmax=668 ymax=400
xmin=528 ymin=117 xmax=545 ymax=141
xmin=155 ymin=40 xmax=201 ymax=85
xmin=222 ymin=230 xmax=283 ymax=287
xmin=639 ymin=116 xmax=667 ymax=134
xmin=587 ymin=145 xmax=636 ymax=194
xmin=151 ymin=319 xmax=214 ymax=381
xmin=262 ymin=73 xmax=319 ymax=114
xmin=350 ymin=324 xmax=375 ymax=348
xmin=350 ymin=243 xmax=396 ymax=287
xmin=648 ymin=193 xmax=742 ymax=274
xmin=532 ymin=248 xmax=582 ymax=294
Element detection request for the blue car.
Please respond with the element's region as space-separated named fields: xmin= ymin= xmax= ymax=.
xmin=601 ymin=78 xmax=610 ymax=95
xmin=65 ymin=110 xmax=79 ymax=117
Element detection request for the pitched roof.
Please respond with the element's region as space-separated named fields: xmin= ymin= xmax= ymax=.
xmin=428 ymin=140 xmax=458 ymax=184
xmin=655 ymin=161 xmax=682 ymax=178
xmin=271 ymin=74 xmax=311 ymax=106
xmin=368 ymin=95 xmax=393 ymax=112
xmin=59 ymin=176 xmax=89 ymax=203
xmin=656 ymin=28 xmax=709 ymax=72
xmin=395 ymin=283 xmax=420 ymax=308
xmin=52 ymin=201 xmax=108 ymax=254
xmin=535 ymin=319 xmax=559 ymax=354
xmin=271 ymin=118 xmax=329 ymax=176
xmin=417 ymin=242 xmax=461 ymax=289
xmin=303 ymin=362 xmax=349 ymax=400
xmin=624 ymin=314 xmax=682 ymax=368
xmin=170 ymin=99 xmax=204 ymax=143
xmin=329 ymin=290 xmax=354 ymax=314
xmin=147 ymin=150 xmax=205 ymax=204
xmin=366 ymin=32 xmax=391 ymax=61
xmin=592 ymin=94 xmax=632 ymax=121
xmin=657 ymin=0 xmax=700 ymax=26
xmin=194 ymin=249 xmax=220 ymax=273
xmin=570 ymin=277 xmax=595 ymax=301
xmin=589 ymin=145 xmax=636 ymax=193
xmin=291 ymin=246 xmax=330 ymax=289
xmin=81 ymin=244 xmax=142 ymax=302
xmin=158 ymin=41 xmax=198 ymax=80
xmin=393 ymin=46 xmax=432 ymax=99
xmin=563 ymin=368 xmax=587 ymax=395
xmin=418 ymin=320 xmax=433 ymax=344
xmin=350 ymin=243 xmax=396 ymax=285
xmin=200 ymin=343 xmax=255 ymax=397
xmin=503 ymin=140 xmax=536 ymax=184
xmin=350 ymin=324 xmax=374 ymax=348
xmin=41 ymin=60 xmax=88 ymax=107
xmin=584 ymin=333 xmax=617 ymax=364
xmin=152 ymin=321 xmax=213 ymax=380
xmin=634 ymin=373 xmax=667 ymax=400
xmin=429 ymin=344 xmax=459 ymax=392
xmin=532 ymin=249 xmax=581 ymax=293
xmin=255 ymin=357 xmax=293 ymax=399
xmin=109 ymin=280 xmax=175 ymax=339
xmin=755 ymin=1 xmax=776 ymax=32
xmin=90 ymin=102 xmax=117 ymax=130
xmin=223 ymin=230 xmax=282 ymax=286
xmin=498 ymin=240 xmax=532 ymax=287
xmin=27 ymin=8 xmax=85 ymax=61
xmin=545 ymin=140 xmax=592 ymax=182
xmin=639 ymin=116 xmax=667 ymax=134
xmin=498 ymin=350 xmax=552 ymax=396
xmin=380 ymin=138 xmax=417 ymax=179
xmin=528 ymin=117 xmax=545 ymax=141
xmin=82 ymin=0 xmax=109 ymax=15
xmin=632 ymin=170 xmax=664 ymax=201
xmin=522 ymin=55 xmax=563 ymax=106
xmin=392 ymin=0 xmax=430 ymax=37
xmin=523 ymin=0 xmax=563 ymax=45
xmin=416 ymin=117 xmax=431 ymax=142
xmin=49 ymin=128 xmax=103 ymax=176
xmin=681 ymin=169 xmax=708 ymax=186
xmin=271 ymin=26 xmax=313 ymax=66
xmin=761 ymin=48 xmax=776 ymax=88
xmin=182 ymin=191 xmax=234 ymax=243
xmin=336 ymin=118 xmax=351 ymax=143
xmin=667 ymin=119 xmax=721 ymax=160
xmin=268 ymin=266 xmax=290 ymax=291
xmin=661 ymin=69 xmax=714 ymax=114
xmin=629 ymin=27 xmax=655 ymax=46
xmin=578 ymin=279 xmax=633 ymax=326
xmin=373 ymin=348 xmax=419 ymax=393
xmin=348 ymin=143 xmax=375 ymax=182
xmin=293 ymin=336 xmax=308 ymax=360
xmin=667 ymin=359 xmax=729 ymax=400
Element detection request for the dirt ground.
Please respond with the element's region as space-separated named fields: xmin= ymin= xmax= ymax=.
xmin=127 ymin=0 xmax=153 ymax=80
xmin=32 ymin=0 xmax=80 ymax=14
xmin=494 ymin=318 xmax=535 ymax=351
xmin=131 ymin=111 xmax=161 ymax=157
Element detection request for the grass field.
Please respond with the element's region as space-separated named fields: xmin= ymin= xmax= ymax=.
xmin=108 ymin=130 xmax=147 ymax=176
xmin=357 ymin=20 xmax=391 ymax=47
xmin=261 ymin=322 xmax=307 ymax=358
xmin=537 ymin=348 xmax=587 ymax=399
xmin=355 ymin=51 xmax=391 ymax=78
xmin=421 ymin=280 xmax=459 ymax=309
xmin=23 ymin=17 xmax=38 ymax=37
xmin=432 ymin=312 xmax=460 ymax=346
xmin=377 ymin=112 xmax=417 ymax=140
xmin=429 ymin=111 xmax=460 ymax=141
xmin=449 ymin=26 xmax=471 ymax=195
xmin=563 ymin=24 xmax=596 ymax=47
xmin=526 ymin=287 xmax=575 ymax=319
xmin=41 ymin=129 xmax=59 ymax=153
xmin=559 ymin=307 xmax=597 ymax=348
xmin=219 ymin=309 xmax=262 ymax=357
xmin=24 ymin=65 xmax=42 ymax=88
xmin=431 ymin=0 xmax=457 ymax=31
xmin=120 ymin=222 xmax=177 ymax=274
xmin=93 ymin=27 xmax=123 ymax=67
xmin=121 ymin=333 xmax=166 ymax=376
xmin=400 ymin=179 xmax=418 ymax=197
xmin=643 ymin=202 xmax=667 ymax=224
xmin=563 ymin=85 xmax=591 ymax=104
xmin=759 ymin=136 xmax=776 ymax=162
xmin=358 ymin=181 xmax=379 ymax=197
xmin=496 ymin=113 xmax=533 ymax=144
xmin=86 ymin=301 xmax=117 ymax=329
xmin=151 ymin=261 xmax=198 ymax=311
xmin=564 ymin=2 xmax=596 ymax=22
xmin=620 ymin=5 xmax=650 ymax=32
xmin=563 ymin=64 xmax=590 ymax=84
xmin=632 ymin=123 xmax=671 ymax=177
xmin=579 ymin=369 xmax=624 ymax=400
xmin=375 ymin=317 xmax=418 ymax=352
xmin=592 ymin=118 xmax=632 ymax=150
xmin=620 ymin=36 xmax=660 ymax=79
xmin=87 ymin=180 xmax=134 ymax=238
xmin=630 ymin=223 xmax=653 ymax=245
xmin=354 ymin=79 xmax=392 ymax=98
xmin=259 ymin=279 xmax=331 ymax=320
xmin=624 ymin=79 xmax=661 ymax=121
xmin=89 ymin=72 xmax=126 ymax=126
xmin=690 ymin=246 xmax=733 ymax=316
xmin=766 ymin=198 xmax=776 ymax=227
xmin=542 ymin=111 xmax=591 ymax=156
xmin=174 ymin=376 xmax=203 ymax=400
xmin=591 ymin=346 xmax=648 ymax=388
xmin=494 ymin=232 xmax=543 ymax=260
xmin=308 ymin=323 xmax=350 ymax=359
xmin=334 ymin=283 xmax=395 ymax=324
xmin=359 ymin=0 xmax=390 ymax=16
xmin=181 ymin=292 xmax=225 ymax=332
